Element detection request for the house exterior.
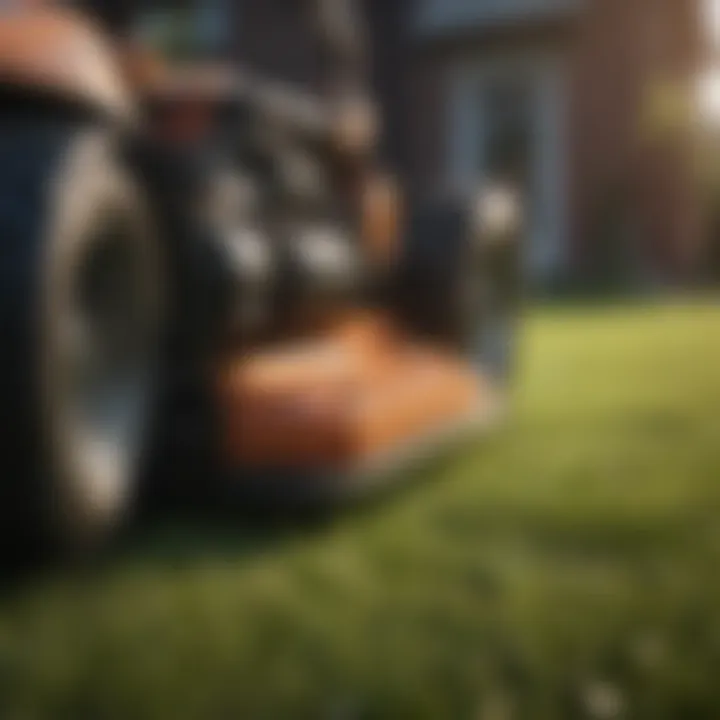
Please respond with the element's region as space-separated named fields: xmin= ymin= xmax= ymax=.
xmin=121 ymin=0 xmax=713 ymax=287
xmin=406 ymin=0 xmax=707 ymax=287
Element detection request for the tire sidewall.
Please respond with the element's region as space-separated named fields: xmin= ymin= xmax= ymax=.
xmin=39 ymin=130 xmax=163 ymax=547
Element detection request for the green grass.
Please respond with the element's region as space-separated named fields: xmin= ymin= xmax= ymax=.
xmin=2 ymin=300 xmax=720 ymax=719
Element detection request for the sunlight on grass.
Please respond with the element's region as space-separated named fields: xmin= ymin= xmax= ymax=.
xmin=1 ymin=301 xmax=720 ymax=719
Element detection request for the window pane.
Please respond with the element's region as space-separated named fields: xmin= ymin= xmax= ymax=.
xmin=132 ymin=1 xmax=230 ymax=58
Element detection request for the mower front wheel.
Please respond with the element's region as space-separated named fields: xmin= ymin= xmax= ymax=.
xmin=0 ymin=119 xmax=164 ymax=557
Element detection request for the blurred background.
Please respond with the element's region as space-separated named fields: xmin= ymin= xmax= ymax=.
xmin=121 ymin=0 xmax=720 ymax=296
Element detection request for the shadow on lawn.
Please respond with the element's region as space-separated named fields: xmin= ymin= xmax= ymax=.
xmin=0 ymin=427 xmax=485 ymax=605
xmin=116 ymin=455 xmax=459 ymax=571
xmin=0 ymin=506 xmax=319 ymax=600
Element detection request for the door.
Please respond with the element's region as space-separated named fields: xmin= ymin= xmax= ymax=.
xmin=448 ymin=54 xmax=567 ymax=284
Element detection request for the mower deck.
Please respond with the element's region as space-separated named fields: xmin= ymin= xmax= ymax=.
xmin=222 ymin=404 xmax=501 ymax=511
xmin=216 ymin=316 xmax=504 ymax=506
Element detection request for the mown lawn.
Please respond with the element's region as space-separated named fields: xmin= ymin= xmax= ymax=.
xmin=1 ymin=301 xmax=720 ymax=719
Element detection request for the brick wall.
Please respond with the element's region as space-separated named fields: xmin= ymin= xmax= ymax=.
xmin=568 ymin=0 xmax=704 ymax=283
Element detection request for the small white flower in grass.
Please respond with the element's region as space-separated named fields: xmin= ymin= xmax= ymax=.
xmin=581 ymin=679 xmax=625 ymax=720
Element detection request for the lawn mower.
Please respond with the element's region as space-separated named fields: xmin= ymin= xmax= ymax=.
xmin=0 ymin=0 xmax=523 ymax=554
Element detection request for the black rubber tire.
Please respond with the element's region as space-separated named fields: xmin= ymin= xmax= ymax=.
xmin=398 ymin=189 xmax=523 ymax=386
xmin=0 ymin=118 xmax=163 ymax=558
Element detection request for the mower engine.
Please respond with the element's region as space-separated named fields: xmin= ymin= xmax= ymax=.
xmin=139 ymin=72 xmax=371 ymax=341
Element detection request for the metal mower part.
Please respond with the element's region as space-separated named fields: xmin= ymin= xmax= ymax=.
xmin=0 ymin=0 xmax=524 ymax=554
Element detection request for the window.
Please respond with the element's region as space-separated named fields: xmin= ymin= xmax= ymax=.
xmin=196 ymin=0 xmax=231 ymax=52
xmin=133 ymin=1 xmax=232 ymax=58
xmin=415 ymin=0 xmax=583 ymax=35
xmin=481 ymin=78 xmax=535 ymax=188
